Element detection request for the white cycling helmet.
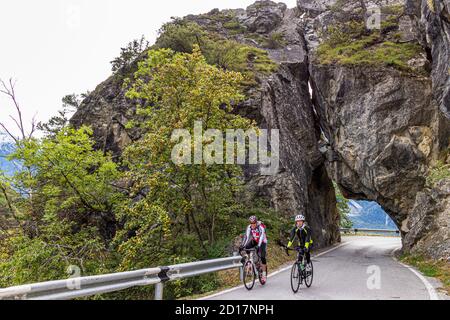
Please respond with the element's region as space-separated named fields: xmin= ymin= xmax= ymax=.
xmin=295 ymin=215 xmax=306 ymax=222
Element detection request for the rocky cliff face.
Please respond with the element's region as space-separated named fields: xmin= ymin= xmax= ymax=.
xmin=299 ymin=0 xmax=450 ymax=259
xmin=71 ymin=0 xmax=449 ymax=259
xmin=419 ymin=0 xmax=450 ymax=118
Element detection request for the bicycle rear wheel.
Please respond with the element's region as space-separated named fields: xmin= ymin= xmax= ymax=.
xmin=305 ymin=261 xmax=313 ymax=288
xmin=290 ymin=263 xmax=301 ymax=293
xmin=243 ymin=261 xmax=256 ymax=290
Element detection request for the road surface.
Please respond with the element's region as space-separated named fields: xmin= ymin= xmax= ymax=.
xmin=203 ymin=236 xmax=441 ymax=300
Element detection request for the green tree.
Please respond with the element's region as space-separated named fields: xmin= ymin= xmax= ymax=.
xmin=111 ymin=35 xmax=150 ymax=73
xmin=118 ymin=46 xmax=255 ymax=269
xmin=38 ymin=93 xmax=88 ymax=136
xmin=334 ymin=182 xmax=353 ymax=228
xmin=0 ymin=126 xmax=125 ymax=286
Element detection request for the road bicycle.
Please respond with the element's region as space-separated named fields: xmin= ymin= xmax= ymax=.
xmin=284 ymin=246 xmax=313 ymax=293
xmin=239 ymin=247 xmax=267 ymax=290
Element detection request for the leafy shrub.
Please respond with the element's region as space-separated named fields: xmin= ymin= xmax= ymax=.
xmin=223 ymin=20 xmax=246 ymax=35
xmin=155 ymin=21 xmax=277 ymax=86
xmin=155 ymin=21 xmax=206 ymax=53
xmin=111 ymin=36 xmax=149 ymax=73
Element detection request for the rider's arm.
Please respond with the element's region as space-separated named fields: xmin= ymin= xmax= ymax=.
xmin=242 ymin=225 xmax=251 ymax=247
xmin=287 ymin=227 xmax=296 ymax=248
xmin=258 ymin=225 xmax=266 ymax=247
xmin=304 ymin=226 xmax=312 ymax=249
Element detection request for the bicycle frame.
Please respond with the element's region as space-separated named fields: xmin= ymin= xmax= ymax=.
xmin=284 ymin=246 xmax=308 ymax=267
xmin=240 ymin=248 xmax=261 ymax=269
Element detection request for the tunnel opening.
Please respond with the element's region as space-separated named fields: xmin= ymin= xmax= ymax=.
xmin=347 ymin=200 xmax=397 ymax=231
xmin=333 ymin=180 xmax=401 ymax=242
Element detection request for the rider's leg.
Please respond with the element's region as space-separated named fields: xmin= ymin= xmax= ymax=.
xmin=306 ymin=251 xmax=311 ymax=264
xmin=260 ymin=243 xmax=267 ymax=274
xmin=298 ymin=249 xmax=305 ymax=265
xmin=244 ymin=240 xmax=257 ymax=252
xmin=241 ymin=240 xmax=256 ymax=264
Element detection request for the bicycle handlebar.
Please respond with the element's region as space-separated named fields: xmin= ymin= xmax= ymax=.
xmin=239 ymin=247 xmax=262 ymax=261
xmin=280 ymin=244 xmax=306 ymax=256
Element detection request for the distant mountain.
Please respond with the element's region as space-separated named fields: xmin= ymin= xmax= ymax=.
xmin=0 ymin=142 xmax=17 ymax=176
xmin=348 ymin=200 xmax=397 ymax=230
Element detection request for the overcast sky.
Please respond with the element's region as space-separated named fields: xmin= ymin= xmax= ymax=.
xmin=0 ymin=0 xmax=296 ymax=138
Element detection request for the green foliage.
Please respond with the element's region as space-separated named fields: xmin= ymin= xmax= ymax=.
xmin=203 ymin=40 xmax=277 ymax=85
xmin=10 ymin=126 xmax=124 ymax=221
xmin=427 ymin=160 xmax=450 ymax=186
xmin=223 ymin=20 xmax=246 ymax=35
xmin=317 ymin=18 xmax=424 ymax=73
xmin=0 ymin=221 xmax=106 ymax=287
xmin=381 ymin=4 xmax=404 ymax=16
xmin=401 ymin=254 xmax=450 ymax=294
xmin=37 ymin=93 xmax=87 ymax=135
xmin=111 ymin=35 xmax=149 ymax=73
xmin=119 ymin=46 xmax=266 ymax=295
xmin=334 ymin=182 xmax=353 ymax=228
xmin=0 ymin=127 xmax=125 ymax=286
xmin=155 ymin=21 xmax=277 ymax=84
xmin=261 ymin=32 xmax=288 ymax=49
xmin=0 ymin=44 xmax=279 ymax=300
xmin=155 ymin=21 xmax=206 ymax=53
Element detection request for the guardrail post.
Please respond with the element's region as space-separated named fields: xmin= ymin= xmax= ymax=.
xmin=154 ymin=283 xmax=164 ymax=300
xmin=234 ymin=251 xmax=244 ymax=282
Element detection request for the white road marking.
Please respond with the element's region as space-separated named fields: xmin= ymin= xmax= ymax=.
xmin=391 ymin=250 xmax=440 ymax=301
xmin=198 ymin=241 xmax=351 ymax=300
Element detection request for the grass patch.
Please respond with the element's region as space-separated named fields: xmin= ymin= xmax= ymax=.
xmin=317 ymin=32 xmax=423 ymax=72
xmin=223 ymin=20 xmax=247 ymax=35
xmin=427 ymin=149 xmax=450 ymax=187
xmin=316 ymin=18 xmax=424 ymax=73
xmin=381 ymin=4 xmax=404 ymax=15
xmin=261 ymin=32 xmax=288 ymax=49
xmin=400 ymin=254 xmax=450 ymax=295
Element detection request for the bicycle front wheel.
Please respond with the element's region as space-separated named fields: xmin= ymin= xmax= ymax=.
xmin=243 ymin=261 xmax=256 ymax=290
xmin=290 ymin=263 xmax=301 ymax=293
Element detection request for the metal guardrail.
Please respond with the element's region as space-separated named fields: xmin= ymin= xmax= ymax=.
xmin=0 ymin=255 xmax=242 ymax=300
xmin=0 ymin=229 xmax=401 ymax=300
xmin=340 ymin=228 xmax=400 ymax=235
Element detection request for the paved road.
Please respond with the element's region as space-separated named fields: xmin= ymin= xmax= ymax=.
xmin=204 ymin=236 xmax=438 ymax=300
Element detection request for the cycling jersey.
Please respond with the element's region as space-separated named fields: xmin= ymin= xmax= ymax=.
xmin=289 ymin=225 xmax=313 ymax=249
xmin=289 ymin=225 xmax=313 ymax=264
xmin=243 ymin=222 xmax=267 ymax=247
xmin=243 ymin=240 xmax=267 ymax=265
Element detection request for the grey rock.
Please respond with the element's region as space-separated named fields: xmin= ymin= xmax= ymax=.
xmin=405 ymin=179 xmax=450 ymax=260
xmin=420 ymin=0 xmax=450 ymax=118
xmin=70 ymin=76 xmax=137 ymax=159
xmin=242 ymin=0 xmax=288 ymax=34
xmin=307 ymin=0 xmax=450 ymax=259
xmin=297 ymin=0 xmax=337 ymax=16
xmin=71 ymin=0 xmax=450 ymax=259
